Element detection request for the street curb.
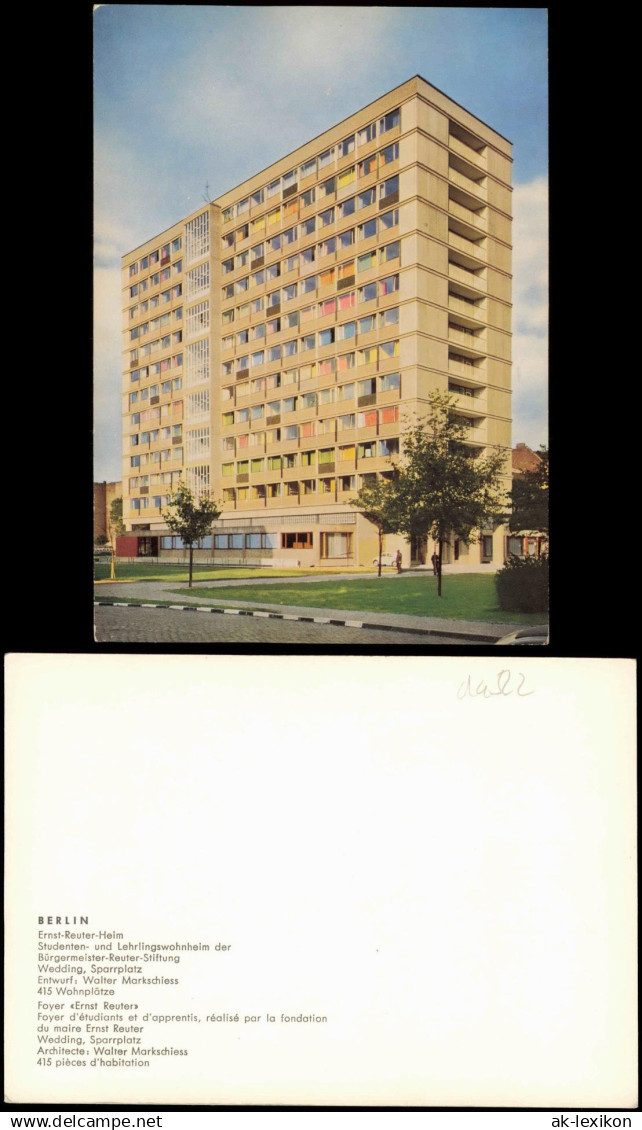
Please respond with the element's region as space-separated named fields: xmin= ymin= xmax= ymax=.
xmin=94 ymin=601 xmax=498 ymax=642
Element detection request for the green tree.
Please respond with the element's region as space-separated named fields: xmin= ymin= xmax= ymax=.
xmin=349 ymin=477 xmax=398 ymax=576
xmin=390 ymin=393 xmax=508 ymax=596
xmin=508 ymin=446 xmax=549 ymax=536
xmin=107 ymin=497 xmax=125 ymax=580
xmin=162 ymin=481 xmax=221 ymax=588
xmin=95 ymin=533 xmax=109 ymax=546
xmin=109 ymin=497 xmax=124 ymax=538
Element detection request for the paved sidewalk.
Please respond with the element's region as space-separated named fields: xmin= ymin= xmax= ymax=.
xmin=94 ymin=575 xmax=525 ymax=642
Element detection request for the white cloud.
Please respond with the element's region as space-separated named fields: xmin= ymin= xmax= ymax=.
xmin=511 ymin=176 xmax=548 ymax=445
xmin=158 ymin=7 xmax=396 ymax=163
xmin=512 ymin=176 xmax=548 ymax=333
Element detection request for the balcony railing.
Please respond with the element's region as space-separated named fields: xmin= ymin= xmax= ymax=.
xmin=449 ymin=167 xmax=487 ymax=201
xmin=448 ymin=231 xmax=486 ymax=263
xmin=448 ymin=198 xmax=486 ymax=232
xmin=448 ymin=326 xmax=485 ymax=349
xmin=448 ymin=263 xmax=485 ymax=292
xmin=448 ymin=134 xmax=486 ymax=170
xmin=448 ymin=293 xmax=486 ymax=319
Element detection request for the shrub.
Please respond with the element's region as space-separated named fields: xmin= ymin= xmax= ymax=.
xmin=495 ymin=554 xmax=549 ymax=613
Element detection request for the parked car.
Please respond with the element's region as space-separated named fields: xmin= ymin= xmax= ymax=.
xmin=373 ymin=553 xmax=397 ymax=567
xmin=495 ymin=625 xmax=549 ymax=646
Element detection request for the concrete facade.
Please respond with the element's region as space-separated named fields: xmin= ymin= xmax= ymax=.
xmin=121 ymin=76 xmax=512 ymax=568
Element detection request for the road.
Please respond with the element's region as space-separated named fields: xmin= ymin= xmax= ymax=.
xmin=94 ymin=604 xmax=475 ymax=645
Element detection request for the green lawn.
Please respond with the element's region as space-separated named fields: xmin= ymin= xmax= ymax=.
xmin=94 ymin=562 xmax=370 ymax=583
xmin=165 ymin=574 xmax=545 ymax=624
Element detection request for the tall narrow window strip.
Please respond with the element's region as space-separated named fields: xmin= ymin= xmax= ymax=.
xmin=185 ymin=339 xmax=210 ymax=387
xmin=185 ymin=262 xmax=210 ymax=299
xmin=185 ymin=212 xmax=210 ymax=263
xmin=185 ymin=300 xmax=210 ymax=339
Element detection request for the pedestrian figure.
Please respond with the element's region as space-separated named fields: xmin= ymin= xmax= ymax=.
xmin=431 ymin=552 xmax=439 ymax=576
xmin=395 ymin=549 xmax=402 ymax=574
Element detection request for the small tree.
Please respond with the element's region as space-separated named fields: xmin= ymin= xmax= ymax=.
xmin=508 ymin=446 xmax=549 ymax=536
xmin=95 ymin=533 xmax=109 ymax=546
xmin=162 ymin=481 xmax=221 ymax=588
xmin=391 ymin=393 xmax=508 ymax=596
xmin=349 ymin=477 xmax=398 ymax=576
xmin=107 ymin=497 xmax=125 ymax=580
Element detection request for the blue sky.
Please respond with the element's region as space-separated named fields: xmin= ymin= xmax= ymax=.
xmin=94 ymin=5 xmax=548 ymax=481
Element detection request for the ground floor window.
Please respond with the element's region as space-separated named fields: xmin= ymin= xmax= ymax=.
xmin=320 ymin=532 xmax=353 ymax=559
xmin=481 ymin=535 xmax=493 ymax=561
xmin=138 ymin=536 xmax=158 ymax=557
xmin=507 ymin=535 xmax=547 ymax=558
xmin=213 ymin=532 xmax=278 ymax=550
xmin=282 ymin=531 xmax=313 ymax=549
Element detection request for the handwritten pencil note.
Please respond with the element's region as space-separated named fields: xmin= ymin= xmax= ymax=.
xmin=4 ymin=656 xmax=637 ymax=1107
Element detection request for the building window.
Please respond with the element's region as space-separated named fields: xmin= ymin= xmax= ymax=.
xmin=321 ymin=532 xmax=353 ymax=558
xmin=358 ymin=187 xmax=376 ymax=209
xmin=282 ymin=531 xmax=313 ymax=549
xmin=337 ymin=168 xmax=356 ymax=192
xmin=380 ymin=241 xmax=400 ymax=263
xmin=379 ymin=306 xmax=399 ymax=328
xmin=357 ymin=251 xmax=376 ymax=272
xmin=380 ymin=274 xmax=399 ymax=296
xmin=380 ymin=175 xmax=399 ymax=202
xmin=379 ymin=108 xmax=400 ymax=133
xmin=379 ymin=142 xmax=399 ymax=167
xmin=358 ymin=121 xmax=377 ymax=145
xmin=359 ymin=154 xmax=377 ymax=178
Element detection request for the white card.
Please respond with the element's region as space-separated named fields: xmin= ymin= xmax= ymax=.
xmin=4 ymin=655 xmax=637 ymax=1107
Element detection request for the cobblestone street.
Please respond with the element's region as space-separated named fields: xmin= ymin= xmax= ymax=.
xmin=94 ymin=604 xmax=474 ymax=645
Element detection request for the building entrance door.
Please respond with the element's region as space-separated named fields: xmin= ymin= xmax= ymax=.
xmin=411 ymin=535 xmax=427 ymax=565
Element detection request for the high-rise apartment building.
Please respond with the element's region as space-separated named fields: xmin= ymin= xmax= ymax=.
xmin=121 ymin=75 xmax=512 ymax=568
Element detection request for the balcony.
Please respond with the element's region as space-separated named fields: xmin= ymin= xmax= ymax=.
xmin=462 ymin=423 xmax=488 ymax=445
xmin=449 ymin=167 xmax=487 ymax=202
xmin=448 ymin=230 xmax=486 ymax=263
xmin=448 ymin=385 xmax=487 ymax=413
xmin=448 ymin=292 xmax=486 ymax=321
xmin=448 ymin=354 xmax=484 ymax=380
xmin=448 ymin=262 xmax=485 ymax=292
xmin=448 ymin=325 xmax=485 ymax=350
xmin=449 ymin=133 xmax=486 ymax=170
xmin=448 ymin=197 xmax=486 ymax=234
